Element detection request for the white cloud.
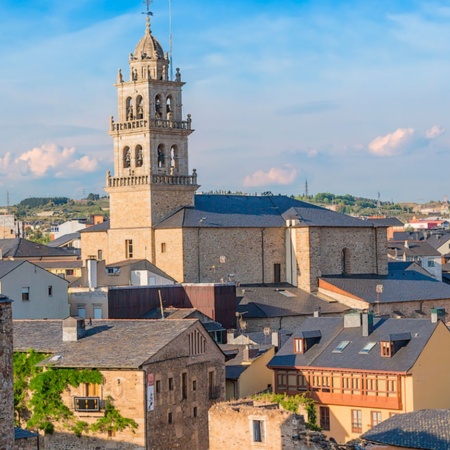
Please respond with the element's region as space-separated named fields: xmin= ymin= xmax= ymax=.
xmin=426 ymin=125 xmax=445 ymax=139
xmin=368 ymin=128 xmax=415 ymax=157
xmin=243 ymin=165 xmax=298 ymax=187
xmin=0 ymin=143 xmax=99 ymax=179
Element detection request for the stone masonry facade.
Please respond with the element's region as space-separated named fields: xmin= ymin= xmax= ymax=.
xmin=0 ymin=297 xmax=14 ymax=450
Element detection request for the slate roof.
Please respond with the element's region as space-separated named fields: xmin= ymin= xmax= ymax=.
xmin=387 ymin=240 xmax=441 ymax=258
xmin=106 ymin=259 xmax=176 ymax=282
xmin=221 ymin=344 xmax=273 ymax=380
xmin=0 ymin=260 xmax=25 ymax=278
xmin=47 ymin=232 xmax=80 ymax=247
xmin=155 ymin=195 xmax=377 ymax=229
xmin=268 ymin=316 xmax=440 ymax=373
xmin=320 ymin=266 xmax=450 ymax=304
xmin=362 ymin=409 xmax=450 ymax=450
xmin=14 ymin=427 xmax=39 ymax=440
xmin=35 ymin=260 xmax=82 ymax=269
xmin=13 ymin=319 xmax=197 ymax=369
xmin=426 ymin=232 xmax=450 ymax=251
xmin=0 ymin=238 xmax=76 ymax=259
xmin=236 ymin=284 xmax=349 ymax=318
xmin=79 ymin=221 xmax=110 ymax=233
xmin=366 ymin=217 xmax=404 ymax=227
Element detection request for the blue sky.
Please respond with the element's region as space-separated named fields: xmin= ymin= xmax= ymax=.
xmin=2 ymin=0 xmax=450 ymax=204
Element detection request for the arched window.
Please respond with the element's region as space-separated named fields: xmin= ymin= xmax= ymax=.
xmin=135 ymin=145 xmax=143 ymax=167
xmin=136 ymin=96 xmax=144 ymax=119
xmin=123 ymin=146 xmax=131 ymax=168
xmin=157 ymin=144 xmax=165 ymax=168
xmin=341 ymin=248 xmax=351 ymax=275
xmin=126 ymin=97 xmax=133 ymax=121
xmin=170 ymin=145 xmax=178 ymax=172
xmin=166 ymin=96 xmax=172 ymax=115
xmin=155 ymin=95 xmax=162 ymax=118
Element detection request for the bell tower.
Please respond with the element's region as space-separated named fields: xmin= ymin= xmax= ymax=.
xmin=105 ymin=13 xmax=198 ymax=263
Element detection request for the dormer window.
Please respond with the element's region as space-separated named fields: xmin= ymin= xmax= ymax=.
xmin=380 ymin=341 xmax=392 ymax=357
xmin=294 ymin=338 xmax=305 ymax=354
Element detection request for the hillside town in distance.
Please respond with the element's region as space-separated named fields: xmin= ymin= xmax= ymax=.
xmin=3 ymin=4 xmax=450 ymax=450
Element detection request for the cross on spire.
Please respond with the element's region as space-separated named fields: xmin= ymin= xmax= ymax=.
xmin=143 ymin=0 xmax=154 ymax=16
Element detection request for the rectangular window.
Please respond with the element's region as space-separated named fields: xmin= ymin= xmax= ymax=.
xmin=182 ymin=373 xmax=187 ymax=400
xmin=294 ymin=338 xmax=305 ymax=354
xmin=161 ymin=242 xmax=166 ymax=253
xmin=48 ymin=286 xmax=53 ymax=297
xmin=22 ymin=287 xmax=30 ymax=301
xmin=93 ymin=307 xmax=103 ymax=319
xmin=252 ymin=420 xmax=263 ymax=443
xmin=380 ymin=341 xmax=392 ymax=357
xmin=333 ymin=341 xmax=350 ymax=353
xmin=320 ymin=406 xmax=330 ymax=431
xmin=351 ymin=410 xmax=362 ymax=433
xmin=98 ymin=250 xmax=103 ymax=260
xmin=168 ymin=412 xmax=173 ymax=424
xmin=371 ymin=411 xmax=382 ymax=428
xmin=193 ymin=406 xmax=198 ymax=418
xmin=155 ymin=380 xmax=161 ymax=393
xmin=85 ymin=383 xmax=99 ymax=397
xmin=77 ymin=307 xmax=86 ymax=318
xmin=359 ymin=342 xmax=377 ymax=354
xmin=192 ymin=380 xmax=197 ymax=391
xmin=274 ymin=263 xmax=281 ymax=283
xmin=428 ymin=260 xmax=435 ymax=267
xmin=169 ymin=377 xmax=174 ymax=391
xmin=208 ymin=371 xmax=216 ymax=399
xmin=125 ymin=239 xmax=133 ymax=258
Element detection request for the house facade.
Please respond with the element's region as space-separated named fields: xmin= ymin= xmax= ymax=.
xmin=267 ymin=312 xmax=450 ymax=444
xmin=13 ymin=317 xmax=225 ymax=450
xmin=0 ymin=260 xmax=69 ymax=319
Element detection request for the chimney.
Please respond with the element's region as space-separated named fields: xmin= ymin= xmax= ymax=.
xmin=243 ymin=345 xmax=258 ymax=362
xmin=404 ymin=240 xmax=409 ymax=249
xmin=344 ymin=310 xmax=362 ymax=328
xmin=431 ymin=307 xmax=446 ymax=323
xmin=362 ymin=311 xmax=374 ymax=336
xmin=227 ymin=329 xmax=236 ymax=344
xmin=62 ymin=316 xmax=86 ymax=342
xmin=272 ymin=331 xmax=279 ymax=349
xmin=314 ymin=307 xmax=321 ymax=318
xmin=86 ymin=257 xmax=98 ymax=288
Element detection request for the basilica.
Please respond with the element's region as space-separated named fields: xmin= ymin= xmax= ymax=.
xmin=81 ymin=16 xmax=388 ymax=292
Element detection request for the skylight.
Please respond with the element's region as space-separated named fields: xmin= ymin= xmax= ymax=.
xmin=359 ymin=342 xmax=377 ymax=354
xmin=332 ymin=341 xmax=350 ymax=353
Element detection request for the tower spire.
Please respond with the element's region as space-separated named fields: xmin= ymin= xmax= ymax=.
xmin=142 ymin=0 xmax=154 ymax=33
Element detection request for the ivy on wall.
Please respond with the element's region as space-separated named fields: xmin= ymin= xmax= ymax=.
xmin=14 ymin=350 xmax=138 ymax=436
xmin=253 ymin=392 xmax=321 ymax=431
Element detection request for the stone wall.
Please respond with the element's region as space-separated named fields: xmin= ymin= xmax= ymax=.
xmin=14 ymin=437 xmax=40 ymax=450
xmin=80 ymin=229 xmax=109 ymax=264
xmin=177 ymin=227 xmax=286 ymax=284
xmin=298 ymin=227 xmax=388 ymax=292
xmin=145 ymin=321 xmax=225 ymax=450
xmin=0 ymin=297 xmax=14 ymax=450
xmin=209 ymin=400 xmax=339 ymax=450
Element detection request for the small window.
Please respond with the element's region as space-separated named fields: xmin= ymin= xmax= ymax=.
xmin=106 ymin=267 xmax=120 ymax=275
xmin=333 ymin=341 xmax=350 ymax=353
xmin=48 ymin=286 xmax=53 ymax=297
xmin=351 ymin=409 xmax=362 ymax=433
xmin=193 ymin=406 xmax=198 ymax=418
xmin=252 ymin=420 xmax=264 ymax=443
xmin=85 ymin=383 xmax=100 ymax=397
xmin=169 ymin=377 xmax=174 ymax=391
xmin=155 ymin=380 xmax=161 ymax=393
xmin=294 ymin=338 xmax=305 ymax=354
xmin=274 ymin=263 xmax=281 ymax=283
xmin=192 ymin=380 xmax=197 ymax=391
xmin=182 ymin=373 xmax=187 ymax=400
xmin=371 ymin=411 xmax=382 ymax=428
xmin=65 ymin=269 xmax=74 ymax=276
xmin=77 ymin=307 xmax=86 ymax=318
xmin=359 ymin=342 xmax=377 ymax=354
xmin=168 ymin=412 xmax=173 ymax=424
xmin=22 ymin=287 xmax=30 ymax=301
xmin=125 ymin=239 xmax=133 ymax=259
xmin=320 ymin=406 xmax=330 ymax=431
xmin=380 ymin=341 xmax=392 ymax=357
xmin=98 ymin=250 xmax=103 ymax=260
xmin=161 ymin=242 xmax=166 ymax=253
xmin=428 ymin=260 xmax=435 ymax=267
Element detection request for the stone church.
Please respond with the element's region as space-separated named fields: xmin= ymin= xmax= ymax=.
xmin=81 ymin=15 xmax=388 ymax=292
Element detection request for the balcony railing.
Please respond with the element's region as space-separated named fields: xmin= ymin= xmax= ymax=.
xmin=74 ymin=397 xmax=101 ymax=412
xmin=106 ymin=170 xmax=198 ymax=188
xmin=110 ymin=115 xmax=192 ymax=132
